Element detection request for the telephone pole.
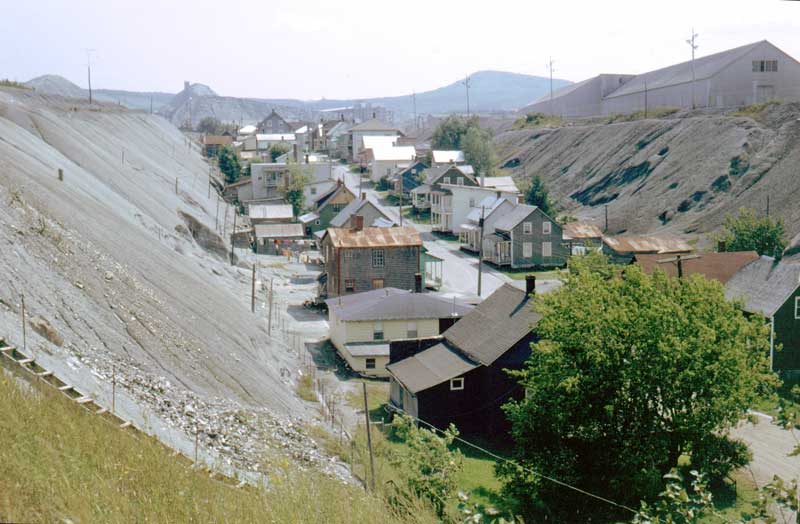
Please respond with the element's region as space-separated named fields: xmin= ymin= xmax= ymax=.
xmin=686 ymin=29 xmax=699 ymax=110
xmin=411 ymin=92 xmax=417 ymax=131
xmin=547 ymin=57 xmax=556 ymax=114
xmin=477 ymin=206 xmax=485 ymax=297
xmin=85 ymin=49 xmax=96 ymax=104
xmin=462 ymin=76 xmax=472 ymax=116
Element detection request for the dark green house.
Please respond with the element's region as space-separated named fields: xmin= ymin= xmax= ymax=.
xmin=725 ymin=256 xmax=800 ymax=379
xmin=303 ymin=182 xmax=357 ymax=236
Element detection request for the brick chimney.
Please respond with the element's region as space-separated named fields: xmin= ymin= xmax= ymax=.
xmin=525 ymin=275 xmax=536 ymax=296
xmin=361 ymin=192 xmax=366 ymax=201
xmin=304 ymin=153 xmax=309 ymax=164
xmin=352 ymin=215 xmax=364 ymax=231
xmin=414 ymin=273 xmax=423 ymax=293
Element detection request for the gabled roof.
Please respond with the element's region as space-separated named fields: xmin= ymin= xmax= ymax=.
xmin=329 ymin=196 xmax=394 ymax=228
xmin=323 ymin=226 xmax=422 ymax=248
xmin=351 ymin=119 xmax=401 ymax=133
xmin=424 ymin=164 xmax=477 ymax=185
xmin=480 ymin=176 xmax=518 ymax=193
xmin=249 ymin=204 xmax=294 ymax=220
xmin=315 ymin=183 xmax=356 ymax=208
xmin=635 ymin=251 xmax=759 ymax=284
xmin=326 ymin=288 xmax=472 ymax=321
xmin=604 ymin=235 xmax=692 ymax=255
xmin=494 ymin=204 xmax=540 ymax=232
xmin=562 ymin=221 xmax=603 ymax=240
xmin=255 ymin=133 xmax=295 ymax=141
xmin=368 ymin=146 xmax=416 ymax=162
xmin=432 ymin=150 xmax=465 ymax=164
xmin=725 ymin=256 xmax=800 ymax=317
xmin=362 ymin=135 xmax=399 ymax=150
xmin=444 ymin=283 xmax=540 ymax=366
xmin=202 ymin=135 xmax=233 ymax=146
xmin=606 ymin=40 xmax=768 ymax=99
xmin=465 ymin=196 xmax=514 ymax=223
xmin=253 ymin=223 xmax=305 ymax=239
xmin=386 ymin=342 xmax=479 ymax=394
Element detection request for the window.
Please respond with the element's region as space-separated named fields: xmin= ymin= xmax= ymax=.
xmin=372 ymin=249 xmax=385 ymax=268
xmin=345 ymin=279 xmax=355 ymax=292
xmin=450 ymin=377 xmax=464 ymax=391
xmin=753 ymin=60 xmax=779 ymax=73
xmin=332 ymin=203 xmax=345 ymax=212
xmin=469 ymin=198 xmax=475 ymax=208
xmin=344 ymin=250 xmax=355 ymax=260
xmin=542 ymin=221 xmax=552 ymax=234
xmin=407 ymin=321 xmax=418 ymax=338
xmin=315 ymin=219 xmax=321 ymax=225
xmin=795 ymin=297 xmax=800 ymax=320
xmin=443 ymin=177 xmax=451 ymax=185
xmin=457 ymin=177 xmax=464 ymax=185
xmin=373 ymin=322 xmax=384 ymax=340
xmin=523 ymin=242 xmax=533 ymax=258
xmin=542 ymin=241 xmax=552 ymax=257
xmin=372 ymin=278 xmax=384 ymax=289
xmin=365 ymin=358 xmax=376 ymax=370
xmin=310 ymin=187 xmax=317 ymax=195
xmin=522 ymin=222 xmax=532 ymax=234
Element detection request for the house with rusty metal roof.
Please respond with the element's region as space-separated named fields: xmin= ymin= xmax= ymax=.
xmin=725 ymin=256 xmax=800 ymax=374
xmin=386 ymin=278 xmax=540 ymax=437
xmin=602 ymin=234 xmax=692 ymax=264
xmin=325 ymin=288 xmax=472 ymax=377
xmin=634 ymin=251 xmax=759 ymax=284
xmin=319 ymin=222 xmax=423 ymax=298
xmin=562 ymin=221 xmax=604 ymax=254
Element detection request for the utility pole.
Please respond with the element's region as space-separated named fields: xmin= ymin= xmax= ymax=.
xmin=85 ymin=49 xmax=95 ymax=104
xmin=399 ymin=173 xmax=404 ymax=227
xmin=20 ymin=292 xmax=27 ymax=355
xmin=362 ymin=382 xmax=376 ymax=492
xmin=111 ymin=365 xmax=117 ymax=413
xmin=411 ymin=92 xmax=417 ymax=131
xmin=251 ymin=264 xmax=256 ymax=313
xmin=644 ymin=81 xmax=648 ymax=118
xmin=268 ymin=279 xmax=274 ymax=333
xmin=686 ymin=29 xmax=699 ymax=110
xmin=547 ymin=57 xmax=556 ymax=114
xmin=230 ymin=210 xmax=237 ymax=265
xmin=477 ymin=206 xmax=485 ymax=297
xmin=461 ymin=75 xmax=471 ymax=116
xmin=149 ymin=96 xmax=153 ymax=114
xmin=604 ymin=204 xmax=609 ymax=232
xmin=766 ymin=195 xmax=770 ymax=217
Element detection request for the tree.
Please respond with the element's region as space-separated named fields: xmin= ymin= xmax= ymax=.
xmin=498 ymin=265 xmax=777 ymax=522
xmin=217 ymin=146 xmax=241 ymax=184
xmin=461 ymin=126 xmax=497 ymax=177
xmin=281 ymin=162 xmax=311 ymax=216
xmin=524 ymin=175 xmax=554 ymax=216
xmin=431 ymin=115 xmax=477 ymax=150
xmin=196 ymin=117 xmax=222 ymax=134
xmin=390 ymin=415 xmax=463 ymax=518
xmin=716 ymin=208 xmax=787 ymax=258
xmin=269 ymin=143 xmax=291 ymax=162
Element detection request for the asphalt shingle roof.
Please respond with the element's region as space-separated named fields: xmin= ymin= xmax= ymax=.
xmin=725 ymin=256 xmax=800 ymax=317
xmin=386 ymin=342 xmax=479 ymax=394
xmin=329 ymin=196 xmax=393 ymax=228
xmin=493 ymin=204 xmax=538 ymax=232
xmin=326 ymin=288 xmax=473 ymax=321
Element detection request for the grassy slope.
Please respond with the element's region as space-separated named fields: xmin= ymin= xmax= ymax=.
xmin=0 ymin=374 xmax=435 ymax=524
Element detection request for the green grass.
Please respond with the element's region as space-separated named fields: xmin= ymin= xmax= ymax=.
xmin=403 ymin=208 xmax=430 ymax=224
xmin=296 ymin=373 xmax=318 ymax=402
xmin=605 ymin=107 xmax=679 ymax=123
xmin=345 ymin=380 xmax=389 ymax=415
xmin=513 ymin=112 xmax=564 ymax=130
xmin=0 ymin=79 xmax=31 ymax=90
xmin=0 ymin=373 xmax=436 ymax=524
xmin=731 ymin=100 xmax=780 ymax=119
xmin=500 ymin=268 xmax=568 ymax=281
xmin=702 ymin=470 xmax=761 ymax=522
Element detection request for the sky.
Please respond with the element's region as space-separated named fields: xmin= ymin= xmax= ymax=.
xmin=1 ymin=0 xmax=798 ymax=100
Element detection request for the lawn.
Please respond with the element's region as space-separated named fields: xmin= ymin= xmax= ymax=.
xmin=500 ymin=268 xmax=568 ymax=281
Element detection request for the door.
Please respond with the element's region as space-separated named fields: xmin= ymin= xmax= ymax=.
xmin=756 ymin=85 xmax=775 ymax=103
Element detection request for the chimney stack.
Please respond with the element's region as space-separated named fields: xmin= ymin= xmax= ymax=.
xmin=352 ymin=215 xmax=364 ymax=231
xmin=717 ymin=240 xmax=727 ymax=252
xmin=414 ymin=273 xmax=423 ymax=293
xmin=292 ymin=143 xmax=298 ymax=163
xmin=361 ymin=192 xmax=366 ymax=201
xmin=304 ymin=153 xmax=309 ymax=164
xmin=525 ymin=275 xmax=536 ymax=296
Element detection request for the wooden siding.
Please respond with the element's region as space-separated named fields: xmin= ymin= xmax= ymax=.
xmin=774 ymin=288 xmax=800 ymax=372
xmin=508 ymin=209 xmax=567 ymax=269
xmin=323 ymin=242 xmax=421 ymax=298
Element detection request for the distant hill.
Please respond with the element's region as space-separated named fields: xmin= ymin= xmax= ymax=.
xmin=24 ymin=74 xmax=86 ymax=98
xmin=23 ymin=74 xmax=175 ymax=112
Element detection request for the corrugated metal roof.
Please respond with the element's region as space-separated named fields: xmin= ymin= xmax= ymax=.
xmin=432 ymin=150 xmax=465 ymax=163
xmin=725 ymin=256 xmax=800 ymax=317
xmin=369 ymin=146 xmax=416 ymax=162
xmin=444 ymin=283 xmax=540 ymax=366
xmin=329 ymin=196 xmax=394 ymax=228
xmin=604 ymin=235 xmax=692 ymax=254
xmin=328 ymin=290 xmax=473 ymax=321
xmin=350 ymin=119 xmax=400 ymax=133
xmin=239 ymin=125 xmax=257 ymax=135
xmin=635 ymin=251 xmax=759 ymax=284
xmin=249 ymin=204 xmax=294 ymax=220
xmin=255 ymin=133 xmax=295 ymax=141
xmin=606 ymin=40 xmax=766 ymax=98
xmin=202 ymin=135 xmax=233 ymax=146
xmin=298 ymin=212 xmax=320 ymax=224
xmin=253 ymin=223 xmax=305 ymax=239
xmin=362 ymin=135 xmax=398 ymax=150
xmin=480 ymin=176 xmax=518 ymax=192
xmin=562 ymin=221 xmax=603 ymax=240
xmin=386 ymin=342 xmax=479 ymax=394
xmin=325 ymin=226 xmax=422 ymax=248
xmin=494 ymin=204 xmax=539 ymax=232
xmin=344 ymin=342 xmax=390 ymax=357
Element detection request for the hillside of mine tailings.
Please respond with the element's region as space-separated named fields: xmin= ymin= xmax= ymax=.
xmin=496 ymin=103 xmax=800 ymax=243
xmin=0 ymin=88 xmax=332 ymax=477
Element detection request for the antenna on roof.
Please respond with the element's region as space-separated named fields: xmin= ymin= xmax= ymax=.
xmin=686 ymin=29 xmax=699 ymax=110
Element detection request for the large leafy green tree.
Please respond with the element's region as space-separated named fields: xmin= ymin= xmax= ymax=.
xmin=716 ymin=207 xmax=787 ymax=257
xmin=524 ymin=175 xmax=554 ymax=216
xmin=281 ymin=163 xmax=312 ymax=216
xmin=197 ymin=116 xmax=222 ymax=134
xmin=431 ymin=115 xmax=478 ymax=150
xmin=499 ymin=264 xmax=776 ymax=522
xmin=217 ymin=146 xmax=241 ymax=184
xmin=461 ymin=126 xmax=497 ymax=177
xmin=269 ymin=143 xmax=291 ymax=162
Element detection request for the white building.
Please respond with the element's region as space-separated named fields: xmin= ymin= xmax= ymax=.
xmin=365 ymin=146 xmax=417 ymax=183
xmin=431 ymin=150 xmax=465 ymax=165
xmin=349 ymin=119 xmax=402 ymax=161
xmin=444 ymin=185 xmax=519 ymax=237
xmin=458 ymin=196 xmax=518 ymax=253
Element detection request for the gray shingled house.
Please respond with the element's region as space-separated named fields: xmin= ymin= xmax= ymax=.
xmin=725 ymin=256 xmax=800 ymax=377
xmin=329 ymin=195 xmax=396 ymax=229
xmin=326 ymin=288 xmax=472 ymax=377
xmin=483 ymin=204 xmax=567 ymax=269
xmin=387 ymin=279 xmax=539 ymax=437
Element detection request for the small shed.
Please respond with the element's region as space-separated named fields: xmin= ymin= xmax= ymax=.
xmin=253 ymin=223 xmax=306 ymax=254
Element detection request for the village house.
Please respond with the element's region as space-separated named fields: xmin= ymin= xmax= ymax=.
xmin=634 ymin=250 xmax=759 ymax=283
xmin=725 ymin=256 xmax=800 ymax=376
xmin=241 ymin=134 xmax=296 ymax=158
xmin=329 ymin=195 xmax=396 ymax=229
xmin=233 ymin=163 xmax=290 ymax=208
xmin=325 ymin=288 xmax=473 ymax=377
xmin=303 ymin=181 xmax=357 ymax=236
xmin=248 ymin=203 xmax=294 ymax=225
xmin=483 ymin=204 xmax=567 ymax=269
xmin=562 ymin=221 xmax=604 ymax=254
xmin=364 ymin=146 xmax=417 ymax=183
xmin=386 ymin=279 xmax=539 ymax=436
xmin=458 ymin=195 xmax=517 ymax=253
xmin=348 ymin=119 xmax=402 ymax=161
xmin=410 ymin=165 xmax=479 ymax=231
xmin=201 ymin=134 xmax=233 ymax=158
xmin=247 ymin=203 xmax=303 ymax=254
xmin=390 ymin=161 xmax=428 ymax=197
xmin=431 ymin=150 xmax=465 ymax=166
xmin=257 ymin=109 xmax=292 ymax=134
xmin=602 ymin=235 xmax=693 ymax=264
xmin=447 ymin=185 xmax=519 ymax=236
xmin=320 ymin=223 xmax=422 ymax=298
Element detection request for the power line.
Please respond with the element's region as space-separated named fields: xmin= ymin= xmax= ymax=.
xmin=385 ymin=404 xmax=638 ymax=516
xmin=546 ymin=57 xmax=556 ymax=114
xmin=685 ymin=29 xmax=699 ymax=110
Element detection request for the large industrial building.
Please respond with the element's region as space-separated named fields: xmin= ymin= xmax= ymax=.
xmin=523 ymin=40 xmax=800 ymax=118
